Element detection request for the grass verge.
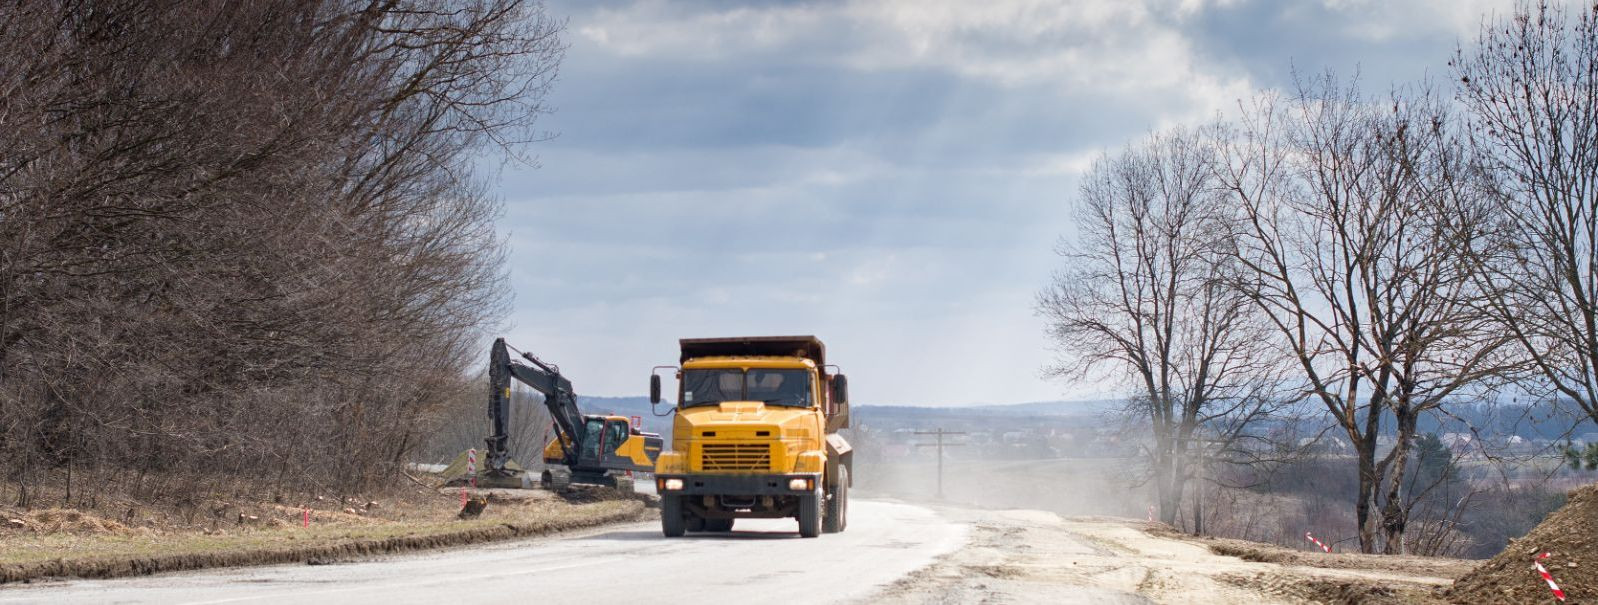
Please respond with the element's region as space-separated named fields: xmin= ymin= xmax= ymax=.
xmin=1 ymin=490 xmax=652 ymax=584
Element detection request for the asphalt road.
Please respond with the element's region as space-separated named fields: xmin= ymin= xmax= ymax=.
xmin=0 ymin=500 xmax=967 ymax=605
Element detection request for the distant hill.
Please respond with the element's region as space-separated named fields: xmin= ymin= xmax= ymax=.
xmin=970 ymin=399 xmax=1126 ymax=416
xmin=858 ymin=399 xmax=1123 ymax=417
xmin=853 ymin=397 xmax=1596 ymax=443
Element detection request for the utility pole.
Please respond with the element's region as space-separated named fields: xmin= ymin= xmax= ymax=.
xmin=913 ymin=428 xmax=967 ymax=499
xmin=1188 ymin=436 xmax=1228 ymax=536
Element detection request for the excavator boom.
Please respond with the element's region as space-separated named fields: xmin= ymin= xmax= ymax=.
xmin=487 ymin=337 xmax=587 ymax=473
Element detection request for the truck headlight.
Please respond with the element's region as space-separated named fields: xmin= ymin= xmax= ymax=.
xmin=663 ymin=478 xmax=684 ymax=491
xmin=788 ymin=478 xmax=811 ymax=491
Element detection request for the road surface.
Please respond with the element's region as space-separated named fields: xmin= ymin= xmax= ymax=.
xmin=0 ymin=500 xmax=966 ymax=605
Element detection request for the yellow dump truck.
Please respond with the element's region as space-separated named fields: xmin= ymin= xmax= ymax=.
xmin=650 ymin=336 xmax=851 ymax=538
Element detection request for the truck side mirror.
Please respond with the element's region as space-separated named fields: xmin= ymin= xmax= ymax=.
xmin=650 ymin=374 xmax=662 ymax=405
xmin=829 ymin=374 xmax=850 ymax=430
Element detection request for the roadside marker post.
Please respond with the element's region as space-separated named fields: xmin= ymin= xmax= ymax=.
xmin=302 ymin=507 xmax=309 ymax=528
xmin=1535 ymin=552 xmax=1567 ymax=602
xmin=1305 ymin=531 xmax=1331 ymax=553
xmin=459 ymin=447 xmax=477 ymax=507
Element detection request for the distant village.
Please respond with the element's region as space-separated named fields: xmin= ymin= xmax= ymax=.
xmin=847 ymin=401 xmax=1598 ymax=483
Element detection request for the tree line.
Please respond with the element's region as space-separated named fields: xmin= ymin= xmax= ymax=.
xmin=1040 ymin=0 xmax=1598 ymax=554
xmin=0 ymin=1 xmax=564 ymax=506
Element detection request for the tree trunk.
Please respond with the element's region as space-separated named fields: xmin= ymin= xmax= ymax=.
xmin=1356 ymin=442 xmax=1378 ymax=553
xmin=1380 ymin=409 xmax=1417 ymax=554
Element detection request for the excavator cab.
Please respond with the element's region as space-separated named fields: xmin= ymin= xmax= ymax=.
xmin=545 ymin=414 xmax=659 ymax=491
xmin=576 ymin=417 xmax=629 ymax=466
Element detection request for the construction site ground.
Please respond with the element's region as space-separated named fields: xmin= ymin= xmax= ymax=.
xmin=0 ymin=484 xmax=650 ymax=584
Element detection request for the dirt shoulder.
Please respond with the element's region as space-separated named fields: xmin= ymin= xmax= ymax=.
xmin=0 ymin=486 xmax=654 ymax=584
xmin=866 ymin=504 xmax=1472 ymax=605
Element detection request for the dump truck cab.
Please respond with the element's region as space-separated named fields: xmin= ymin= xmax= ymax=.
xmin=651 ymin=336 xmax=851 ymax=538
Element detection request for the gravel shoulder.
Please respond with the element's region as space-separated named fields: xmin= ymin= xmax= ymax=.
xmin=864 ymin=504 xmax=1471 ymax=604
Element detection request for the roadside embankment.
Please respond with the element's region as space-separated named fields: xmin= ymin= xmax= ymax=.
xmin=0 ymin=487 xmax=653 ymax=584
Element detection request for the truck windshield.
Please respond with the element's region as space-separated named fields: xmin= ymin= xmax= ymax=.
xmin=681 ymin=369 xmax=812 ymax=408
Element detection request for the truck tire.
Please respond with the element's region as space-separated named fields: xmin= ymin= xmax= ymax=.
xmin=824 ymin=466 xmax=849 ymax=534
xmin=661 ymin=495 xmax=686 ymax=537
xmin=797 ymin=488 xmax=823 ymax=538
xmin=705 ymin=518 xmax=734 ymax=532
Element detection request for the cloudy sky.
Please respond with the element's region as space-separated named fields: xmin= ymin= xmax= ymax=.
xmin=493 ymin=0 xmax=1516 ymax=406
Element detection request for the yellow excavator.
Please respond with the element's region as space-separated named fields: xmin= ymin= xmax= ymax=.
xmin=479 ymin=338 xmax=662 ymax=491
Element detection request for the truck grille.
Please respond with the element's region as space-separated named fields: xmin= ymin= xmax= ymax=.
xmin=699 ymin=443 xmax=771 ymax=471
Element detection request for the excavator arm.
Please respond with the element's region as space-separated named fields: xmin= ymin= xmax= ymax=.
xmin=486 ymin=338 xmax=586 ymax=475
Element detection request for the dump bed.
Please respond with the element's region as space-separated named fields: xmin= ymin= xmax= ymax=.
xmin=679 ymin=335 xmax=825 ymax=366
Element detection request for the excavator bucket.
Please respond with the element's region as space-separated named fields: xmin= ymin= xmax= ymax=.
xmin=439 ymin=450 xmax=529 ymax=488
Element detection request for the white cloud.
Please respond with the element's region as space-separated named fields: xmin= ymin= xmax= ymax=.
xmin=575 ymin=0 xmax=1256 ymax=125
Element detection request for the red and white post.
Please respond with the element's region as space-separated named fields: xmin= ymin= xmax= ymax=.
xmin=1535 ymin=552 xmax=1567 ymax=602
xmin=1305 ymin=531 xmax=1331 ymax=553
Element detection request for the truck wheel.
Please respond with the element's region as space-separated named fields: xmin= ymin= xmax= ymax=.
xmin=705 ymin=518 xmax=734 ymax=532
xmin=839 ymin=466 xmax=849 ymax=531
xmin=797 ymin=488 xmax=823 ymax=538
xmin=661 ymin=495 xmax=686 ymax=537
xmin=824 ymin=466 xmax=849 ymax=534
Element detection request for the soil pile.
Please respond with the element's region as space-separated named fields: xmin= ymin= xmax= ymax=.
xmin=1450 ymin=484 xmax=1598 ymax=603
xmin=7 ymin=509 xmax=130 ymax=534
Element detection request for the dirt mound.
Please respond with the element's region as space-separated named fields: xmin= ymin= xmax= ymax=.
xmin=10 ymin=509 xmax=130 ymax=534
xmin=1449 ymin=484 xmax=1598 ymax=603
xmin=1220 ymin=573 xmax=1427 ymax=605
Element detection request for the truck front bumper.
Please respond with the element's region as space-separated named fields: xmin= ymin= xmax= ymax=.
xmin=656 ymin=473 xmax=820 ymax=496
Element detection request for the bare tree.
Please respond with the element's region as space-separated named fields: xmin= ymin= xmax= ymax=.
xmin=1454 ymin=1 xmax=1598 ymax=429
xmin=1217 ymin=77 xmax=1511 ymax=553
xmin=1040 ymin=127 xmax=1283 ymax=526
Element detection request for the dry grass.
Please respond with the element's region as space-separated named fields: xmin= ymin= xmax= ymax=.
xmin=1143 ymin=524 xmax=1473 ymax=604
xmin=0 ymin=486 xmax=653 ymax=583
xmin=1146 ymin=524 xmax=1480 ymax=578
